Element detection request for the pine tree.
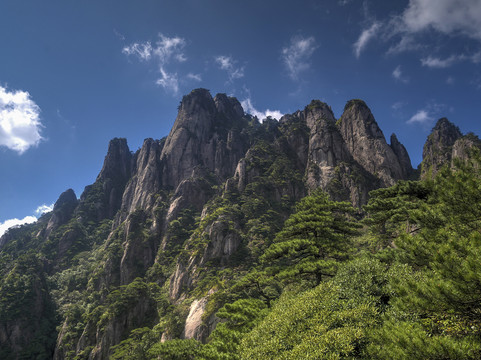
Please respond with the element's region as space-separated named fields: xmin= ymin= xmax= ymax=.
xmin=262 ymin=189 xmax=360 ymax=284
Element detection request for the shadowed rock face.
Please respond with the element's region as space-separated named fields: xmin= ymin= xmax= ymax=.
xmin=45 ymin=188 xmax=78 ymax=238
xmin=338 ymin=100 xmax=406 ymax=187
xmin=390 ymin=133 xmax=413 ymax=179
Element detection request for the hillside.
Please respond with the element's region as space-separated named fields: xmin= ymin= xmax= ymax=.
xmin=1 ymin=89 xmax=480 ymax=359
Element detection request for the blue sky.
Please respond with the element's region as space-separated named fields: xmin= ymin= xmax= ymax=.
xmin=1 ymin=0 xmax=481 ymax=234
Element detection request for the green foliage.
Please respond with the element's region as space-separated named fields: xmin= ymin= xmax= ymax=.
xmin=205 ymin=298 xmax=268 ymax=359
xmin=147 ymin=339 xmax=208 ymax=360
xmin=262 ymin=189 xmax=360 ymax=284
xmin=363 ymin=180 xmax=432 ymax=249
xmin=240 ymin=282 xmax=378 ymax=359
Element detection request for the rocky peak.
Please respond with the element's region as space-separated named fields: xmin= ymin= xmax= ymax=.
xmin=304 ymin=100 xmax=336 ymax=128
xmin=338 ymin=99 xmax=404 ymax=186
xmin=421 ymin=118 xmax=463 ymax=178
xmin=160 ymin=89 xmax=248 ymax=189
xmin=45 ymin=189 xmax=78 ymax=237
xmin=97 ymin=138 xmax=132 ymax=185
xmin=214 ymin=93 xmax=244 ymax=119
xmin=390 ymin=133 xmax=413 ymax=179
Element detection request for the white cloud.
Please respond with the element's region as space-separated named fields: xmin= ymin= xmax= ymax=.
xmin=401 ymin=0 xmax=481 ymax=40
xmin=215 ymin=56 xmax=244 ymax=82
xmin=0 ymin=203 xmax=54 ymax=238
xmin=0 ymin=216 xmax=37 ymax=238
xmin=392 ymin=65 xmax=409 ymax=83
xmin=153 ymin=34 xmax=187 ymax=63
xmin=407 ymin=109 xmax=434 ymax=124
xmin=123 ymin=34 xmax=187 ymax=95
xmin=0 ymin=85 xmax=43 ymax=154
xmin=187 ymin=73 xmax=202 ymax=82
xmin=446 ymin=76 xmax=455 ymax=84
xmin=353 ymin=22 xmax=381 ymax=58
xmin=360 ymin=1 xmax=481 ymax=65
xmin=35 ymin=204 xmax=54 ymax=216
xmin=282 ymin=36 xmax=317 ymax=80
xmin=241 ymin=98 xmax=283 ymax=122
xmin=156 ymin=68 xmax=179 ymax=94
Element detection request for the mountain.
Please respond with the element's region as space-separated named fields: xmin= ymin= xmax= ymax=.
xmin=1 ymin=89 xmax=479 ymax=359
xmin=420 ymin=117 xmax=481 ymax=178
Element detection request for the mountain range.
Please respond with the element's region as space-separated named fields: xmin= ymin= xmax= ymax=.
xmin=0 ymin=88 xmax=479 ymax=359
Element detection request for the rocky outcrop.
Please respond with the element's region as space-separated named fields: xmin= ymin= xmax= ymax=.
xmin=451 ymin=133 xmax=481 ymax=164
xmin=160 ymin=89 xmax=249 ymax=189
xmin=117 ymin=138 xmax=164 ymax=223
xmin=304 ymin=101 xmax=352 ymax=189
xmin=338 ymin=100 xmax=405 ymax=186
xmin=421 ymin=118 xmax=463 ymax=178
xmin=77 ymin=139 xmax=133 ymax=223
xmin=45 ymin=189 xmax=78 ymax=238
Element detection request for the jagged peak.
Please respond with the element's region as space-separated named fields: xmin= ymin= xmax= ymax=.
xmin=178 ymin=88 xmax=216 ymax=115
xmin=214 ymin=93 xmax=244 ymax=118
xmin=390 ymin=133 xmax=400 ymax=145
xmin=54 ymin=189 xmax=77 ymax=209
xmin=431 ymin=117 xmax=462 ymax=136
xmin=97 ymin=137 xmax=132 ymax=183
xmin=303 ymin=99 xmax=336 ymax=126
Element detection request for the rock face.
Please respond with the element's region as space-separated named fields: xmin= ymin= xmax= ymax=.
xmin=421 ymin=118 xmax=463 ymax=178
xmin=117 ymin=138 xmax=164 ymax=221
xmin=338 ymin=100 xmax=406 ymax=187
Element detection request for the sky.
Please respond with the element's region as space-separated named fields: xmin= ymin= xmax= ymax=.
xmin=1 ymin=0 xmax=481 ymax=235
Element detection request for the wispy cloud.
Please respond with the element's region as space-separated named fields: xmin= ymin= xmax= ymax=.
xmin=0 ymin=85 xmax=43 ymax=154
xmin=353 ymin=22 xmax=381 ymax=58
xmin=407 ymin=109 xmax=433 ymax=125
xmin=156 ymin=69 xmax=179 ymax=94
xmin=122 ymin=33 xmax=187 ymax=94
xmin=392 ymin=65 xmax=409 ymax=83
xmin=421 ymin=54 xmax=464 ymax=68
xmin=241 ymin=98 xmax=283 ymax=122
xmin=122 ymin=42 xmax=153 ymax=61
xmin=215 ymin=56 xmax=244 ymax=82
xmin=0 ymin=216 xmax=37 ymax=237
xmin=187 ymin=73 xmax=202 ymax=82
xmin=282 ymin=35 xmax=317 ymax=81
